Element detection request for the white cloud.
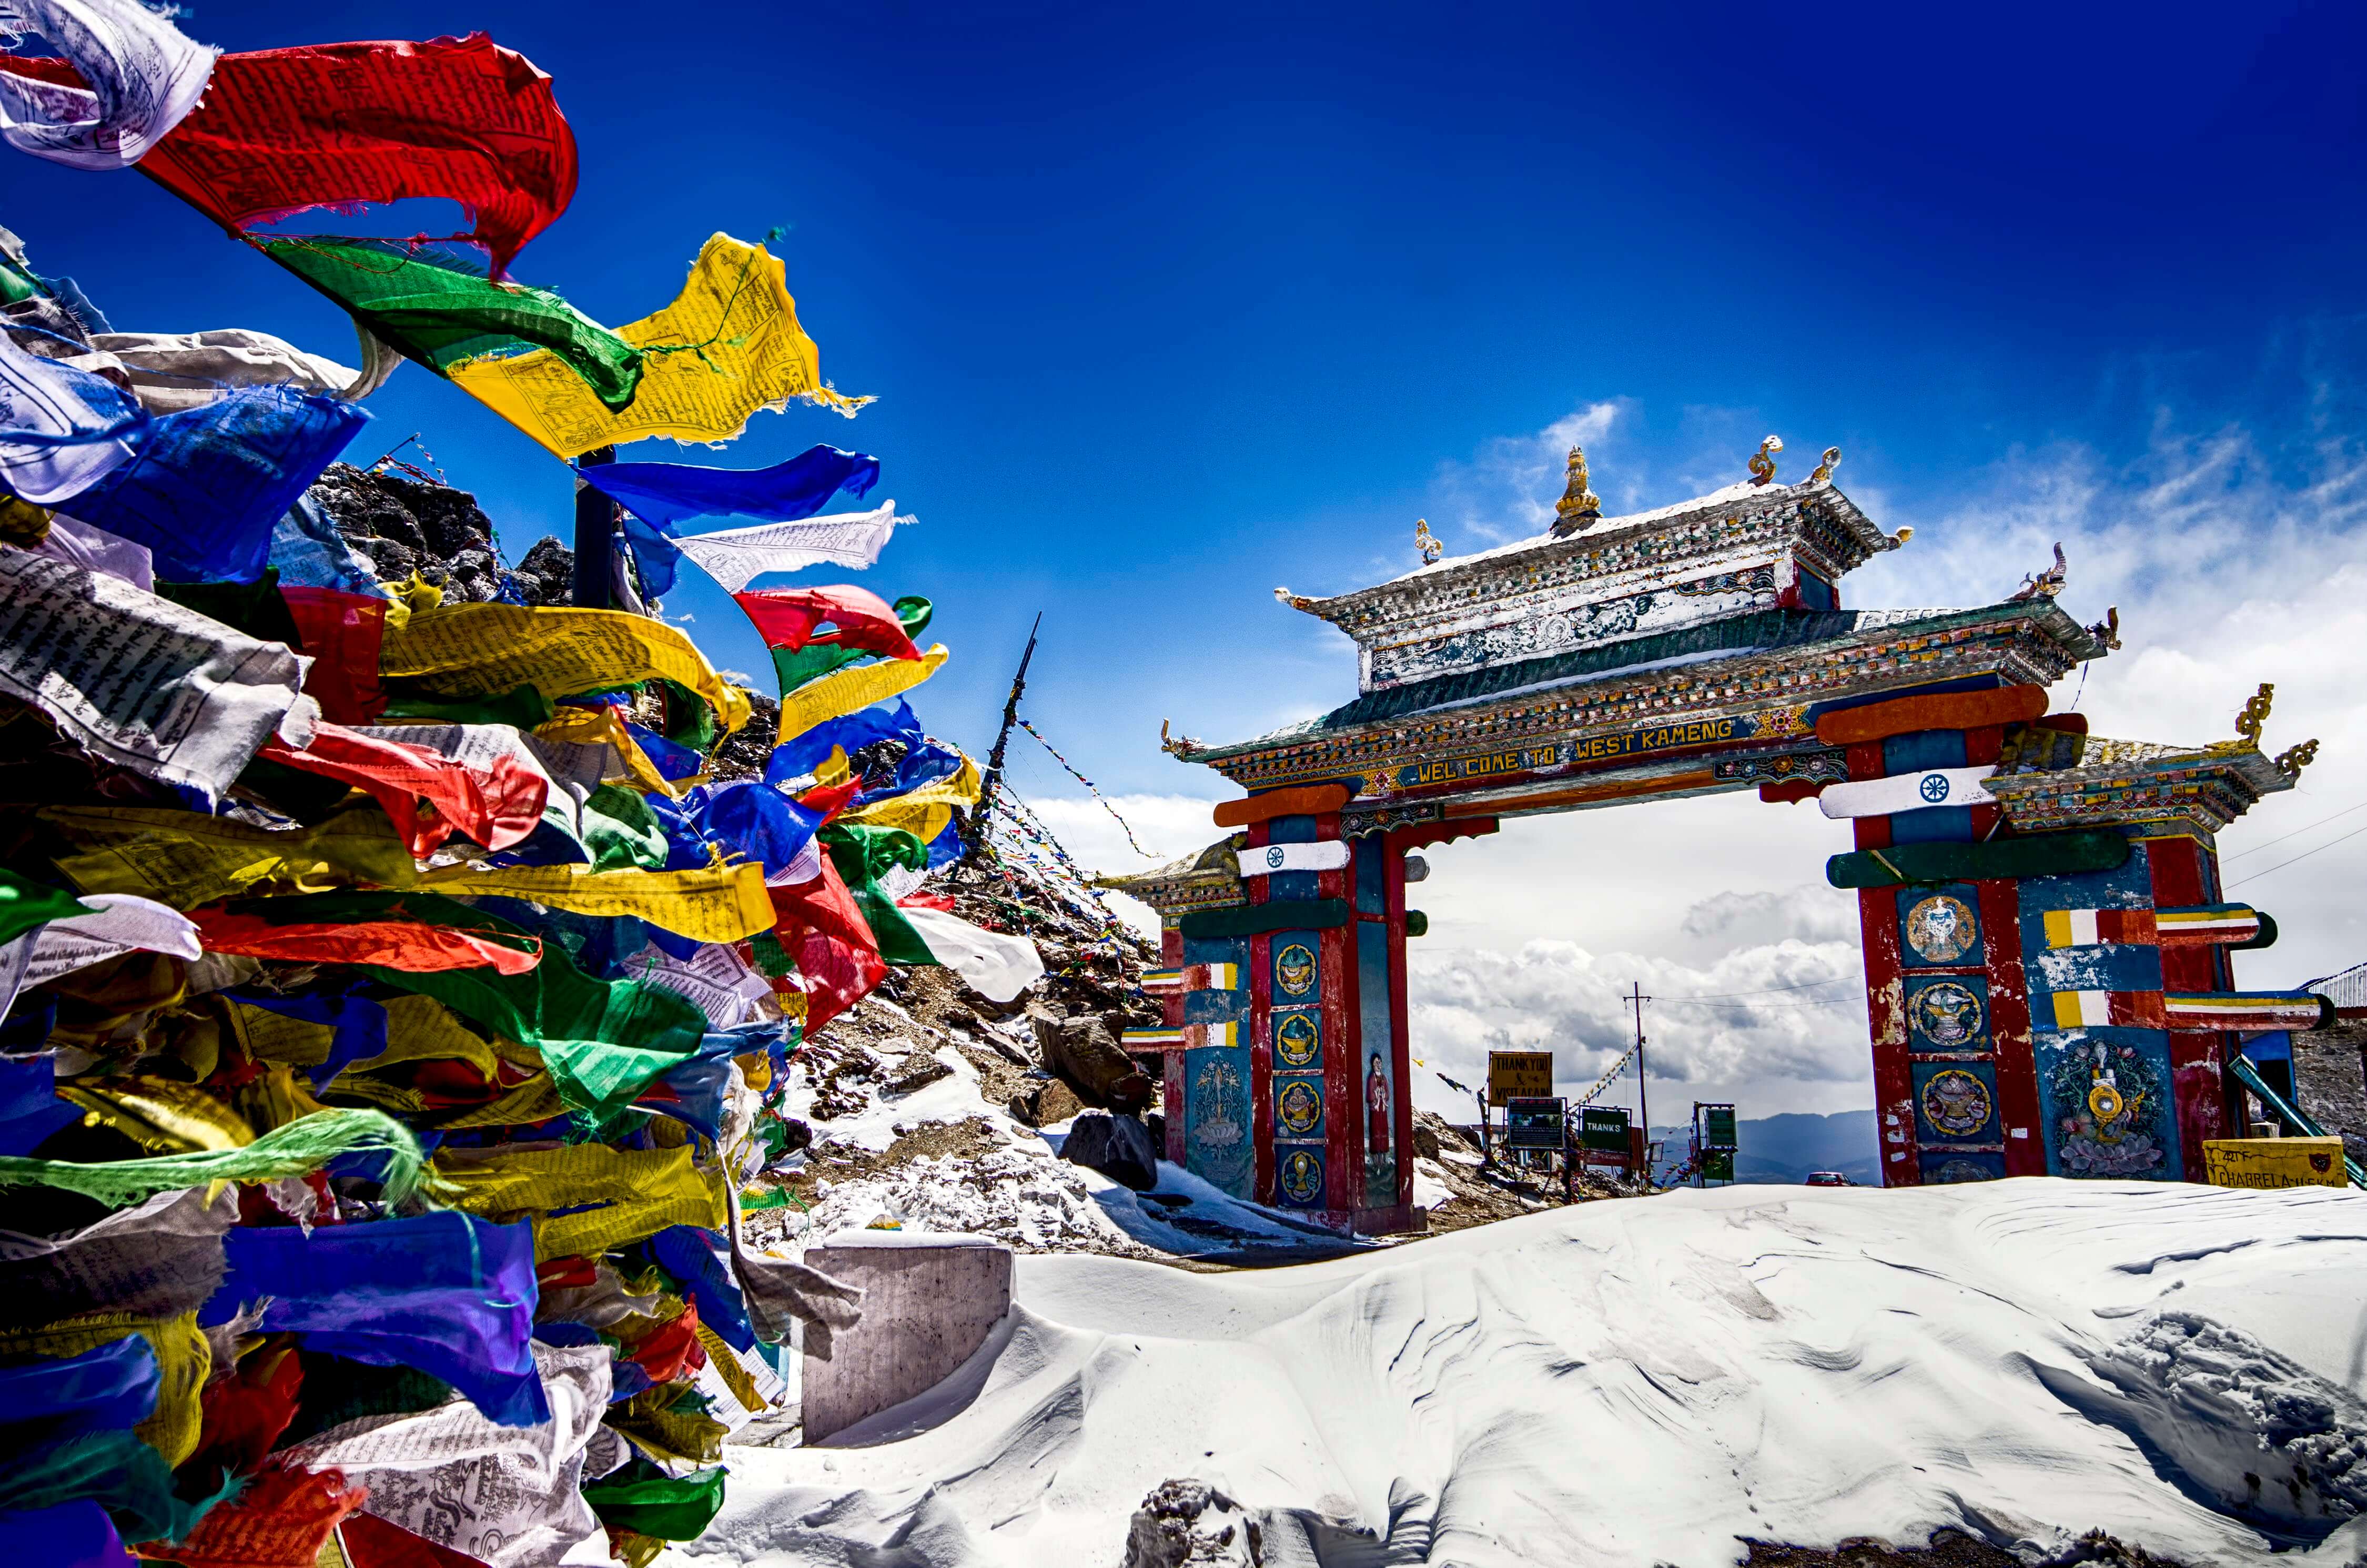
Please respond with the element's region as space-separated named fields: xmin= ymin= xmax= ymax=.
xmin=1427 ymin=399 xmax=1628 ymax=546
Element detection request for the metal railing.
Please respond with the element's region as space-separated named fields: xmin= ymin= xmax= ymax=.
xmin=2305 ymin=960 xmax=2367 ymax=1013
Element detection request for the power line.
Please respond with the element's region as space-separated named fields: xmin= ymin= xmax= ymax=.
xmin=1654 ymin=974 xmax=1856 ymax=1000
xmin=2227 ymin=820 xmax=2367 ymax=890
xmin=2220 ymin=795 xmax=2367 ymax=863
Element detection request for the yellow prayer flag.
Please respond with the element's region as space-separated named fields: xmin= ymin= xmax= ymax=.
xmin=0 ymin=1312 xmax=209 ymax=1466
xmin=841 ymin=756 xmax=983 ymax=843
xmin=449 ymin=234 xmax=870 ymax=458
xmin=777 ymin=645 xmax=948 ymax=745
xmin=533 ymin=703 xmax=679 ymax=798
xmin=54 ymin=1077 xmax=257 ymax=1154
xmin=433 ymin=1142 xmax=726 ymax=1260
xmin=380 ymin=602 xmax=752 ymax=736
xmin=46 ymin=804 xmax=414 ymax=907
xmin=416 ymin=860 xmax=775 ymax=944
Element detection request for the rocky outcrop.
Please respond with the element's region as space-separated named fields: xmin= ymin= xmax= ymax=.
xmin=1061 ymin=1110 xmax=1160 ymax=1191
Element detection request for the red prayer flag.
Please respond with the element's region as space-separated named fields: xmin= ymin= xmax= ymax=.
xmin=338 ymin=1512 xmax=491 ymax=1568
xmin=138 ymin=34 xmax=576 ymax=278
xmin=137 ymin=1466 xmax=367 ymax=1566
xmin=281 ymin=586 xmax=390 ymax=725
xmin=260 ymin=722 xmax=548 ymax=857
xmin=768 ymin=856 xmax=885 ymax=1032
xmin=191 ymin=909 xmax=543 ymax=974
xmin=733 ymin=585 xmax=920 ymax=662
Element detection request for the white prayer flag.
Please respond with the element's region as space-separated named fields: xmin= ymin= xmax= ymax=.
xmin=674 ymin=500 xmax=908 ymax=593
xmin=0 ymin=0 xmax=216 ymax=170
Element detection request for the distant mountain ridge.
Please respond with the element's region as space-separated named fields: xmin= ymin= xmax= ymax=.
xmin=1647 ymin=1109 xmax=1880 ymax=1186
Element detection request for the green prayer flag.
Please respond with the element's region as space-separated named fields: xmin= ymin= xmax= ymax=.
xmin=380 ymin=684 xmax=558 ymax=730
xmin=349 ymin=897 xmax=705 ymax=1111
xmin=261 ymin=238 xmax=644 ymax=413
xmin=768 ymin=596 xmax=933 ymax=696
xmin=582 ymin=783 xmax=670 ymax=872
xmin=821 ymin=824 xmax=933 ymax=966
xmin=582 ymin=1458 xmax=729 ymax=1541
xmin=0 ymin=867 xmax=98 ymax=948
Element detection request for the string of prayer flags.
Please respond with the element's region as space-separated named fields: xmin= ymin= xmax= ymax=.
xmin=139 ymin=32 xmax=575 ymax=279
xmin=750 ymin=592 xmax=932 ymax=704
xmin=585 ymin=444 xmax=879 ymax=529
xmin=0 ymin=0 xmax=216 ymax=170
xmin=0 ymin=326 xmax=144 ymax=503
xmin=57 ymin=384 xmax=369 ymax=582
xmin=261 ymin=238 xmax=643 ymax=413
xmin=378 ymin=601 xmax=754 ymax=736
xmin=776 ymin=643 xmax=949 ymax=746
xmin=674 ymin=501 xmax=908 ymax=594
xmin=190 ymin=901 xmax=543 ymax=974
xmin=0 ymin=551 xmax=313 ymax=798
xmin=448 ymin=232 xmax=870 ymax=458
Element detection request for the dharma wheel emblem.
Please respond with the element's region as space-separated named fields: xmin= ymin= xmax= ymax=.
xmin=1918 ymin=772 xmax=1951 ymax=803
xmin=1266 ymin=846 xmax=1286 ymax=868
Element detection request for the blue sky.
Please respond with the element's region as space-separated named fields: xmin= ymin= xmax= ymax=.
xmin=13 ymin=1 xmax=2367 ymax=1115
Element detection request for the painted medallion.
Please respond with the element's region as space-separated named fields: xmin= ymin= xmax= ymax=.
xmin=1904 ymin=893 xmax=1978 ymax=965
xmin=1919 ymin=1069 xmax=1993 ymax=1138
xmin=1279 ymin=1147 xmax=1324 ymax=1205
xmin=1277 ymin=1078 xmax=1323 ymax=1137
xmin=1276 ymin=943 xmax=1316 ymax=997
xmin=1275 ymin=1010 xmax=1320 ymax=1067
xmin=1910 ymin=980 xmax=1985 ymax=1050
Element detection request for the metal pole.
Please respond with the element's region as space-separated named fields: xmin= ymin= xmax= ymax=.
xmin=966 ymin=612 xmax=1043 ymax=862
xmin=572 ymin=445 xmax=617 ymax=609
xmin=1630 ymin=981 xmax=1651 ymax=1186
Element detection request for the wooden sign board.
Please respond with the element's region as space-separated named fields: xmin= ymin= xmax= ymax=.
xmin=1698 ymin=1104 xmax=1737 ymax=1151
xmin=1488 ymin=1051 xmax=1553 ymax=1107
xmin=2203 ymin=1136 xmax=2346 ymax=1190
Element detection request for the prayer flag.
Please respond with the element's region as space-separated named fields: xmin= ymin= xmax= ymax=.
xmin=672 ymin=502 xmax=907 ymax=595
xmin=139 ymin=32 xmax=574 ymax=279
xmin=766 ymin=857 xmax=884 ymax=1033
xmin=0 ymin=327 xmax=143 ymax=503
xmin=0 ymin=0 xmax=215 ymax=170
xmin=735 ymin=584 xmax=920 ymax=666
xmin=585 ymin=444 xmax=878 ymax=529
xmin=87 ymin=327 xmax=375 ymax=413
xmin=379 ymin=601 xmax=753 ymax=736
xmin=896 ymin=904 xmax=1044 ymax=1003
xmin=59 ymin=384 xmax=368 ymax=582
xmin=260 ymin=238 xmax=640 ymax=412
xmin=449 ymin=233 xmax=869 ymax=459
xmin=776 ymin=644 xmax=948 ymax=746
xmin=259 ymin=720 xmax=549 ymax=857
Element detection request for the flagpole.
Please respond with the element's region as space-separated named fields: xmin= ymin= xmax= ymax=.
xmin=572 ymin=444 xmax=616 ymax=608
xmin=966 ymin=612 xmax=1043 ymax=863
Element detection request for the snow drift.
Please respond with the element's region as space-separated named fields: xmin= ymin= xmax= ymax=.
xmin=679 ymin=1180 xmax=2367 ymax=1567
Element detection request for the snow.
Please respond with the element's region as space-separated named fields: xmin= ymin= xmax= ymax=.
xmin=671 ymin=1180 xmax=2367 ymax=1567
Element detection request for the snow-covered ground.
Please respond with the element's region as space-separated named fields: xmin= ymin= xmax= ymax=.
xmin=670 ymin=1180 xmax=2367 ymax=1567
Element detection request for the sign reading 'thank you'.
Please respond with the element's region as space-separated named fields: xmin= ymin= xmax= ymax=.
xmin=1392 ymin=714 xmax=1762 ymax=792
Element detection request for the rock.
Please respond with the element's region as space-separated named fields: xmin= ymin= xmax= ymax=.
xmin=1062 ymin=1110 xmax=1160 ymax=1191
xmin=883 ymin=1057 xmax=954 ymax=1097
xmin=306 ymin=461 xmax=521 ymax=603
xmin=708 ymin=692 xmax=780 ymax=782
xmin=1008 ymin=1077 xmax=1085 ymax=1128
xmin=1122 ymin=1480 xmax=1253 ymax=1568
xmin=1414 ymin=1123 xmax=1441 ymax=1161
xmin=1146 ymin=1111 xmax=1166 ymax=1149
xmin=1032 ymin=1014 xmax=1142 ymax=1107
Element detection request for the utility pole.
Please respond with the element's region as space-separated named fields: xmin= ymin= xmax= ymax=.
xmin=965 ymin=612 xmax=1042 ymax=863
xmin=1630 ymin=981 xmax=1651 ymax=1187
xmin=572 ymin=445 xmax=617 ymax=609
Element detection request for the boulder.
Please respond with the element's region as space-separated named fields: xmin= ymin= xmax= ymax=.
xmin=1122 ymin=1480 xmax=1252 ymax=1568
xmin=1061 ymin=1110 xmax=1160 ymax=1191
xmin=1008 ymin=1077 xmax=1084 ymax=1128
xmin=1030 ymin=1014 xmax=1143 ymax=1107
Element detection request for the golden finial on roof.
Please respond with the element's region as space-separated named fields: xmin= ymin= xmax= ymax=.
xmin=1747 ymin=434 xmax=1783 ymax=487
xmin=2275 ymin=739 xmax=2320 ymax=777
xmin=2087 ymin=606 xmax=2121 ymax=652
xmin=1160 ymin=719 xmax=1204 ymax=757
xmin=2008 ymin=543 xmax=2068 ymax=601
xmin=1809 ymin=446 xmax=1842 ymax=485
xmin=1414 ymin=518 xmax=1443 ymax=564
xmin=2234 ymin=683 xmax=2273 ymax=748
xmin=1551 ymin=446 xmax=1602 ymax=537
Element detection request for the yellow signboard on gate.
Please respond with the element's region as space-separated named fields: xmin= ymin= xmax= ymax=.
xmin=2202 ymin=1136 xmax=2346 ymax=1190
xmin=1488 ymin=1050 xmax=1554 ymax=1107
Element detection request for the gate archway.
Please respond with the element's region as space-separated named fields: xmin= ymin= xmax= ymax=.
xmin=1106 ymin=444 xmax=2323 ymax=1232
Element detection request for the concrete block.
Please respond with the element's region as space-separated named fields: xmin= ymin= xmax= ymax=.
xmin=801 ymin=1231 xmax=1013 ymax=1446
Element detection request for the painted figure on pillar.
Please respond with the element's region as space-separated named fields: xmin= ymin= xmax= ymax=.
xmin=1905 ymin=893 xmax=1978 ymax=965
xmin=1367 ymin=1052 xmax=1390 ymax=1153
